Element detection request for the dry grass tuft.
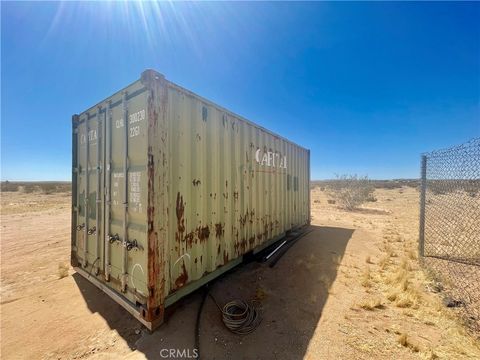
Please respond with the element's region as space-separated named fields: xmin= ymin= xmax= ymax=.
xmin=400 ymin=284 xmax=423 ymax=308
xmin=407 ymin=248 xmax=418 ymax=260
xmin=386 ymin=290 xmax=399 ymax=302
xmin=400 ymin=257 xmax=412 ymax=271
xmin=378 ymin=254 xmax=390 ymax=270
xmin=359 ymin=297 xmax=384 ymax=311
xmin=397 ymin=333 xmax=420 ymax=352
xmin=395 ymin=292 xmax=416 ymax=308
xmin=58 ymin=262 xmax=69 ymax=279
xmin=361 ymin=266 xmax=372 ymax=288
xmin=387 ymin=268 xmax=408 ymax=286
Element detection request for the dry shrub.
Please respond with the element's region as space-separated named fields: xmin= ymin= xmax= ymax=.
xmin=58 ymin=262 xmax=69 ymax=279
xmin=327 ymin=174 xmax=375 ymax=210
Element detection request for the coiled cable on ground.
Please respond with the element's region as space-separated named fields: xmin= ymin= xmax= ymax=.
xmin=195 ymin=285 xmax=263 ymax=358
xmin=215 ymin=298 xmax=262 ymax=335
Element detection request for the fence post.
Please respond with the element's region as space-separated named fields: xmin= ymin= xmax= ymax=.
xmin=419 ymin=155 xmax=427 ymax=258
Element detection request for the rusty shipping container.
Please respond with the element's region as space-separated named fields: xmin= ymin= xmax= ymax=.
xmin=71 ymin=69 xmax=310 ymax=329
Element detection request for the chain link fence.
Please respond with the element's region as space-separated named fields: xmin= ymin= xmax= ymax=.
xmin=419 ymin=137 xmax=480 ymax=332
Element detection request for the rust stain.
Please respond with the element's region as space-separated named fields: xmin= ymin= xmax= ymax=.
xmin=239 ymin=213 xmax=247 ymax=227
xmin=240 ymin=238 xmax=247 ymax=253
xmin=197 ymin=225 xmax=210 ymax=242
xmin=223 ymin=250 xmax=229 ymax=264
xmin=175 ymin=192 xmax=185 ymax=245
xmin=248 ymin=235 xmax=255 ymax=246
xmin=215 ymin=223 xmax=224 ymax=238
xmin=185 ymin=231 xmax=195 ymax=248
xmin=233 ymin=192 xmax=239 ymax=201
xmin=175 ymin=260 xmax=188 ymax=289
xmin=192 ymin=179 xmax=201 ymax=186
xmin=217 ymin=244 xmax=221 ymax=255
xmin=147 ymin=149 xmax=159 ymax=320
xmin=144 ymin=72 xmax=169 ymax=323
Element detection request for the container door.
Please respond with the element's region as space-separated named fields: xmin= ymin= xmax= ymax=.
xmin=73 ymin=84 xmax=149 ymax=304
xmin=105 ymin=90 xmax=149 ymax=300
xmin=74 ymin=109 xmax=104 ymax=275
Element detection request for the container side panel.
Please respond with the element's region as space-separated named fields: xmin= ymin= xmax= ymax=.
xmin=166 ymin=84 xmax=310 ymax=295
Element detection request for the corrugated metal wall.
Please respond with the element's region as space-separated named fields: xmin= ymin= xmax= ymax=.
xmin=165 ymin=83 xmax=310 ymax=294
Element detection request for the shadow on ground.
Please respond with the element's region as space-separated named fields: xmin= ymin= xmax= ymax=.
xmin=74 ymin=225 xmax=354 ymax=359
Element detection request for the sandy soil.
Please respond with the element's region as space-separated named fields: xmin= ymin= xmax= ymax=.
xmin=1 ymin=188 xmax=479 ymax=359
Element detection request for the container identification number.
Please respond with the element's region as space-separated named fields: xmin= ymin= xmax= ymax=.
xmin=115 ymin=109 xmax=145 ymax=138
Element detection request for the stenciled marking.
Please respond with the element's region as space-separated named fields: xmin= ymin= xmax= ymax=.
xmin=255 ymin=148 xmax=287 ymax=169
xmin=129 ymin=171 xmax=142 ymax=212
xmin=112 ymin=173 xmax=124 ymax=206
xmin=115 ymin=109 xmax=145 ymax=138
xmin=79 ymin=129 xmax=98 ymax=146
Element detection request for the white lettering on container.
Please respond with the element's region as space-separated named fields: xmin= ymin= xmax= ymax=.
xmin=255 ymin=148 xmax=287 ymax=169
xmin=129 ymin=171 xmax=142 ymax=212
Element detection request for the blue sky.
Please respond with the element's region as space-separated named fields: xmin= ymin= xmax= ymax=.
xmin=1 ymin=2 xmax=479 ymax=180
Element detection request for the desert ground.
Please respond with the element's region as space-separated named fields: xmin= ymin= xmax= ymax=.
xmin=1 ymin=185 xmax=479 ymax=359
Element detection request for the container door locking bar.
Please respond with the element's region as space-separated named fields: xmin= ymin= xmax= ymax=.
xmin=121 ymin=91 xmax=129 ymax=293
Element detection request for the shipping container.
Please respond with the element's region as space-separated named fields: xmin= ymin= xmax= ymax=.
xmin=71 ymin=70 xmax=310 ymax=329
